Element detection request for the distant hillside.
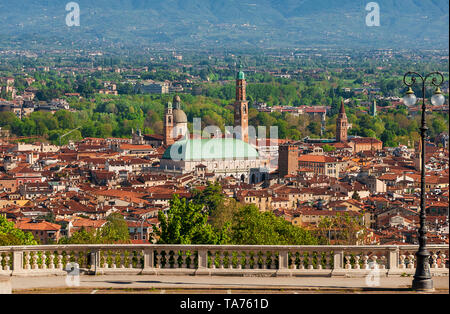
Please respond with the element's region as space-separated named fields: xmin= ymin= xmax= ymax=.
xmin=0 ymin=0 xmax=448 ymax=50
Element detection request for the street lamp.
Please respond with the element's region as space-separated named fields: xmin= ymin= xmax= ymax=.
xmin=402 ymin=71 xmax=445 ymax=291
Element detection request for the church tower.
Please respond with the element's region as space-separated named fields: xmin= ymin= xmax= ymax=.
xmin=164 ymin=101 xmax=174 ymax=146
xmin=234 ymin=67 xmax=249 ymax=143
xmin=336 ymin=99 xmax=348 ymax=142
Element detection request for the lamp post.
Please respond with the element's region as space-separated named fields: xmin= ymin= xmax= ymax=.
xmin=402 ymin=71 xmax=445 ymax=291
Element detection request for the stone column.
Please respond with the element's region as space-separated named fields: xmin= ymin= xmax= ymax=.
xmin=142 ymin=248 xmax=156 ymax=275
xmin=276 ymin=250 xmax=291 ymax=277
xmin=195 ymin=249 xmax=210 ymax=276
xmin=11 ymin=250 xmax=24 ymax=276
xmin=331 ymin=250 xmax=345 ymax=277
xmin=387 ymin=246 xmax=401 ymax=276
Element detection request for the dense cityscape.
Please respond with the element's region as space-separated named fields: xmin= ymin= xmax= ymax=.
xmin=0 ymin=48 xmax=448 ymax=248
xmin=0 ymin=0 xmax=448 ymax=297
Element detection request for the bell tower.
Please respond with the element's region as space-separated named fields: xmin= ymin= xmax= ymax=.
xmin=336 ymin=99 xmax=348 ymax=142
xmin=234 ymin=67 xmax=249 ymax=143
xmin=164 ymin=101 xmax=174 ymax=146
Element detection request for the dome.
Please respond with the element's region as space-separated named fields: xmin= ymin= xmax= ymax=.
xmin=162 ymin=138 xmax=259 ymax=161
xmin=173 ymin=108 xmax=187 ymax=123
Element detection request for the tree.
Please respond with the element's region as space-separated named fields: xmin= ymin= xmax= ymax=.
xmin=59 ymin=213 xmax=130 ymax=244
xmin=153 ymin=195 xmax=226 ymax=244
xmin=59 ymin=228 xmax=99 ymax=244
xmin=191 ymin=182 xmax=225 ymax=215
xmin=209 ymin=198 xmax=240 ymax=231
xmin=0 ymin=216 xmax=37 ymax=246
xmin=100 ymin=213 xmax=130 ymax=243
xmin=230 ymin=205 xmax=319 ymax=245
xmin=322 ymin=144 xmax=336 ymax=152
xmin=318 ymin=213 xmax=367 ymax=245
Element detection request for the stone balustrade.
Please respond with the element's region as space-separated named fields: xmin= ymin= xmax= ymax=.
xmin=0 ymin=245 xmax=448 ymax=277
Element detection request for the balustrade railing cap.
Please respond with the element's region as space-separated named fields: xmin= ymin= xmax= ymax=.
xmin=1 ymin=244 xmax=448 ymax=251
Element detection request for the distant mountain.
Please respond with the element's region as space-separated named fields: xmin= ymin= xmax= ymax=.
xmin=0 ymin=0 xmax=448 ymax=50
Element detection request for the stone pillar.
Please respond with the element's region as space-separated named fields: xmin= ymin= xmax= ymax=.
xmin=89 ymin=250 xmax=101 ymax=274
xmin=331 ymin=250 xmax=345 ymax=277
xmin=387 ymin=246 xmax=401 ymax=276
xmin=11 ymin=251 xmax=24 ymax=276
xmin=142 ymin=248 xmax=156 ymax=275
xmin=276 ymin=250 xmax=291 ymax=277
xmin=198 ymin=249 xmax=208 ymax=268
xmin=195 ymin=249 xmax=210 ymax=276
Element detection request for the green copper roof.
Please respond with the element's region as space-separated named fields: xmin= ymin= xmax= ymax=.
xmin=162 ymin=138 xmax=259 ymax=161
xmin=237 ymin=70 xmax=245 ymax=80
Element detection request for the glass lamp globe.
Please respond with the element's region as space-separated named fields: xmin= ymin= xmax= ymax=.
xmin=431 ymin=88 xmax=445 ymax=106
xmin=403 ymin=88 xmax=417 ymax=107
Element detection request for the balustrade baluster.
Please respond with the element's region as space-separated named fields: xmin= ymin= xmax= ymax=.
xmin=351 ymin=255 xmax=359 ymax=270
xmin=316 ymin=252 xmax=323 ymax=270
xmin=180 ymin=251 xmax=187 ymax=268
xmin=73 ymin=252 xmax=79 ymax=268
xmin=399 ymin=255 xmax=406 ymax=269
xmin=227 ymin=252 xmax=233 ymax=269
xmin=32 ymin=252 xmax=38 ymax=270
xmin=111 ymin=251 xmax=117 ymax=269
xmin=5 ymin=254 xmax=10 ymax=271
xmin=128 ymin=251 xmax=134 ymax=269
xmin=325 ymin=252 xmax=332 ymax=269
xmin=362 ymin=254 xmax=369 ymax=270
xmin=289 ymin=252 xmax=296 ymax=270
xmin=41 ymin=252 xmax=47 ymax=270
xmin=431 ymin=253 xmax=438 ymax=269
xmin=407 ymin=254 xmax=415 ymax=269
xmin=155 ymin=251 xmax=161 ymax=269
xmin=299 ymin=254 xmax=305 ymax=270
xmin=379 ymin=255 xmax=386 ymax=269
xmin=218 ymin=252 xmax=224 ymax=269
xmin=439 ymin=253 xmax=447 ymax=269
xmin=266 ymin=252 xmax=273 ymax=269
xmin=344 ymin=255 xmax=352 ymax=269
xmin=47 ymin=252 xmax=54 ymax=269
xmin=209 ymin=251 xmax=215 ymax=269
xmin=136 ymin=251 xmax=143 ymax=269
xmin=57 ymin=252 xmax=63 ymax=270
xmin=174 ymin=251 xmax=180 ymax=269
xmin=0 ymin=254 xmax=3 ymax=271
xmin=306 ymin=252 xmax=313 ymax=270
xmin=119 ymin=251 xmax=126 ymax=268
xmin=23 ymin=252 xmax=30 ymax=270
xmin=102 ymin=251 xmax=109 ymax=269
xmin=370 ymin=255 xmax=378 ymax=269
xmin=248 ymin=252 xmax=254 ymax=269
xmin=237 ymin=252 xmax=243 ymax=269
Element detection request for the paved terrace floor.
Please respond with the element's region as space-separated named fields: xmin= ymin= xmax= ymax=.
xmin=10 ymin=275 xmax=449 ymax=294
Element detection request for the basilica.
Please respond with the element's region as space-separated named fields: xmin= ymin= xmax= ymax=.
xmin=159 ymin=69 xmax=269 ymax=181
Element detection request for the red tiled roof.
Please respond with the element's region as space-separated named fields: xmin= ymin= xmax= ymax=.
xmin=298 ymin=155 xmax=336 ymax=163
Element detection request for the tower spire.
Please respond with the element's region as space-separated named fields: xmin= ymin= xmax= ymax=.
xmin=340 ymin=98 xmax=346 ymax=114
xmin=336 ymin=98 xmax=348 ymax=142
xmin=234 ymin=67 xmax=249 ymax=143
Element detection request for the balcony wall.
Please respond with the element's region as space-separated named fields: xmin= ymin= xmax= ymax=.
xmin=0 ymin=244 xmax=448 ymax=277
